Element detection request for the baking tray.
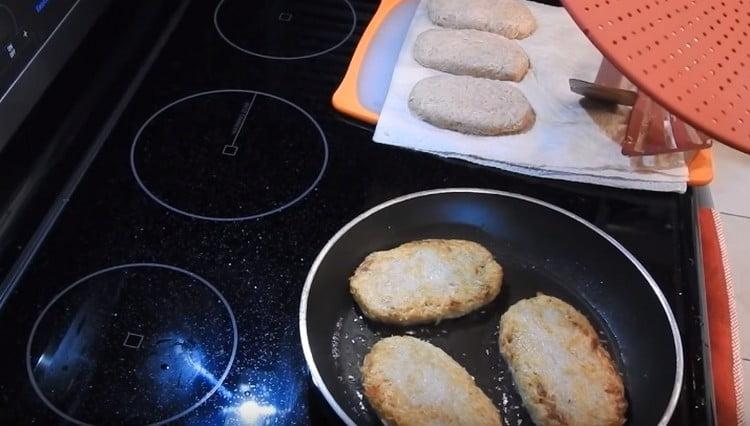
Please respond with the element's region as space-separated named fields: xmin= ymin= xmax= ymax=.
xmin=332 ymin=0 xmax=714 ymax=186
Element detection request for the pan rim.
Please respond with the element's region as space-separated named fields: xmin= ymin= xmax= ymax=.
xmin=298 ymin=187 xmax=684 ymax=426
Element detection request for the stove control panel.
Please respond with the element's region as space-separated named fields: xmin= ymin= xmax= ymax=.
xmin=0 ymin=0 xmax=77 ymax=94
xmin=0 ymin=0 xmax=111 ymax=151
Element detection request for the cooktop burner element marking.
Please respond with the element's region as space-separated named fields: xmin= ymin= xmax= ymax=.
xmin=26 ymin=263 xmax=239 ymax=426
xmin=123 ymin=332 xmax=145 ymax=349
xmin=213 ymin=0 xmax=357 ymax=60
xmin=223 ymin=94 xmax=256 ymax=157
xmin=130 ymin=89 xmax=329 ymax=222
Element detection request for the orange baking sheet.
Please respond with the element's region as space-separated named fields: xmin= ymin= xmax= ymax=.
xmin=332 ymin=0 xmax=714 ymax=186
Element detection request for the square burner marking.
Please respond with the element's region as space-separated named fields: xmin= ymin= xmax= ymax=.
xmin=123 ymin=332 xmax=144 ymax=349
xmin=278 ymin=12 xmax=293 ymax=22
xmin=222 ymin=145 xmax=239 ymax=156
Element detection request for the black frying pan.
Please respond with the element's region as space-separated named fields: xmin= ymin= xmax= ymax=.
xmin=300 ymin=189 xmax=682 ymax=425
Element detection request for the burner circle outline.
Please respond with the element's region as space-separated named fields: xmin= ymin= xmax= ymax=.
xmin=130 ymin=89 xmax=329 ymax=222
xmin=213 ymin=0 xmax=357 ymax=60
xmin=26 ymin=263 xmax=239 ymax=426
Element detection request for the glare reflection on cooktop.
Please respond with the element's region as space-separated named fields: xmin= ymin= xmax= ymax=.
xmin=26 ymin=263 xmax=237 ymax=425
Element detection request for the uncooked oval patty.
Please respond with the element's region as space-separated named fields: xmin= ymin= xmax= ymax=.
xmin=408 ymin=75 xmax=535 ymax=136
xmin=350 ymin=239 xmax=503 ymax=325
xmin=414 ymin=29 xmax=530 ymax=82
xmin=362 ymin=336 xmax=502 ymax=426
xmin=428 ymin=0 xmax=537 ymax=39
xmin=499 ymin=295 xmax=627 ymax=426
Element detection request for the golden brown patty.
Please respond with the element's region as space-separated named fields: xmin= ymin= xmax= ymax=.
xmin=362 ymin=336 xmax=501 ymax=426
xmin=499 ymin=295 xmax=627 ymax=426
xmin=350 ymin=239 xmax=503 ymax=325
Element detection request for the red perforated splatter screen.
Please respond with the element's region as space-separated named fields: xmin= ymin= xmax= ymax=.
xmin=562 ymin=0 xmax=750 ymax=153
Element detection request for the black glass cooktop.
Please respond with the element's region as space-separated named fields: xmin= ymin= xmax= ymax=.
xmin=0 ymin=0 xmax=710 ymax=425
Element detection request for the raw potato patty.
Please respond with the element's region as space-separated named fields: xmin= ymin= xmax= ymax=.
xmin=414 ymin=29 xmax=530 ymax=82
xmin=499 ymin=295 xmax=627 ymax=426
xmin=408 ymin=75 xmax=535 ymax=136
xmin=428 ymin=0 xmax=537 ymax=39
xmin=362 ymin=336 xmax=502 ymax=426
xmin=350 ymin=239 xmax=503 ymax=325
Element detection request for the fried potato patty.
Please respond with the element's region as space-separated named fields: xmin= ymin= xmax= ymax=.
xmin=350 ymin=239 xmax=503 ymax=325
xmin=362 ymin=336 xmax=501 ymax=426
xmin=499 ymin=295 xmax=627 ymax=426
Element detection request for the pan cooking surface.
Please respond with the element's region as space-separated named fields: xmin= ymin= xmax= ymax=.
xmin=301 ymin=189 xmax=682 ymax=425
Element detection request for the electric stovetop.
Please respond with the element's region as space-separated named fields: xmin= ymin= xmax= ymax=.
xmin=0 ymin=0 xmax=710 ymax=425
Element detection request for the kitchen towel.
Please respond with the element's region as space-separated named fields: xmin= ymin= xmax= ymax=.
xmin=373 ymin=0 xmax=689 ymax=193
